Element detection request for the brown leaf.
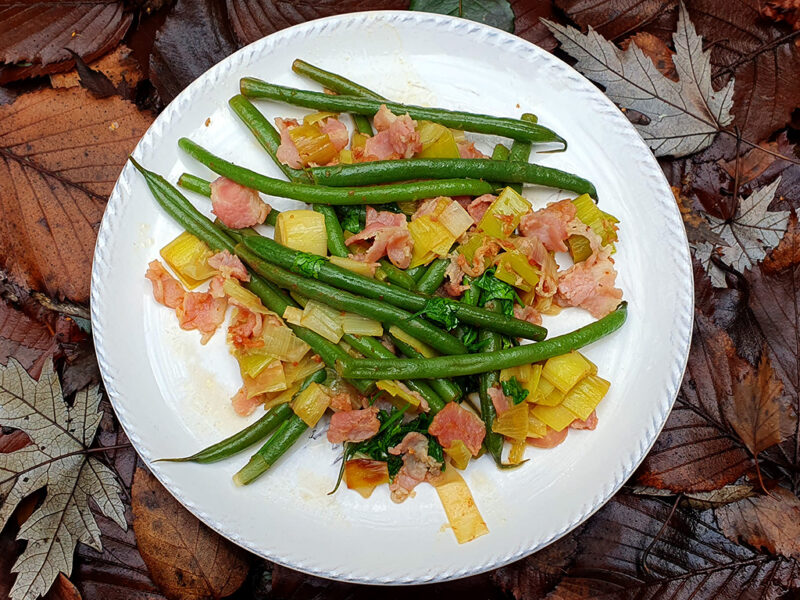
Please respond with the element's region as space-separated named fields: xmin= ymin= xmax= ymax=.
xmin=0 ymin=2 xmax=133 ymax=84
xmin=509 ymin=0 xmax=558 ymax=51
xmin=225 ymin=0 xmax=411 ymax=46
xmin=620 ymin=31 xmax=677 ymax=79
xmin=715 ymin=487 xmax=800 ymax=559
xmin=0 ymin=429 xmax=31 ymax=453
xmin=683 ymin=484 xmax=756 ymax=509
xmin=762 ymin=0 xmax=800 ymax=33
xmin=674 ymin=186 xmax=725 ymax=245
xmin=44 ymin=574 xmax=83 ymax=600
xmin=547 ymin=493 xmax=800 ymax=598
xmin=718 ymin=140 xmax=782 ymax=186
xmin=149 ymin=0 xmax=240 ymax=105
xmin=763 ymin=212 xmax=800 ymax=272
xmin=0 ymin=297 xmax=60 ymax=378
xmin=51 ymin=46 xmax=143 ymax=91
xmin=727 ymin=351 xmax=787 ymax=459
xmin=492 ymin=534 xmax=578 ymax=599
xmin=637 ymin=314 xmax=755 ymax=491
xmin=554 ymin=0 xmax=678 ymax=42
xmin=0 ymin=87 xmax=152 ymax=303
xmin=131 ymin=468 xmax=250 ymax=600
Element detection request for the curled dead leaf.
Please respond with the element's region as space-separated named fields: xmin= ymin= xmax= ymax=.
xmin=43 ymin=574 xmax=82 ymax=600
xmin=763 ymin=213 xmax=800 ymax=272
xmin=131 ymin=468 xmax=249 ymax=600
xmin=50 ymin=46 xmax=143 ymax=91
xmin=0 ymin=87 xmax=152 ymax=303
xmin=621 ymin=31 xmax=677 ymax=79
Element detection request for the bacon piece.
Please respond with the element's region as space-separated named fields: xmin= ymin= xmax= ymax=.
xmin=457 ymin=235 xmax=501 ymax=278
xmin=208 ymin=250 xmax=249 ymax=281
xmin=556 ymin=248 xmax=623 ymax=318
xmin=275 ymin=117 xmax=302 ymax=168
xmin=411 ymin=197 xmax=440 ymax=220
xmin=514 ymin=304 xmax=542 ymax=326
xmin=515 ymin=237 xmax=559 ymax=297
xmin=457 ymin=140 xmax=488 ymax=159
xmin=488 ymin=385 xmax=511 ymax=416
xmin=365 ymin=105 xmax=421 ymax=160
xmin=443 ymin=257 xmax=469 ymax=297
xmin=208 ymin=275 xmax=226 ymax=298
xmin=232 ymin=386 xmax=262 ymax=417
xmin=228 ymin=308 xmax=263 ymax=349
xmin=176 ymin=291 xmax=227 ymax=344
xmin=388 ymin=432 xmax=442 ymax=503
xmin=528 ymin=427 xmax=569 ymax=448
xmin=428 ymin=403 xmax=485 ymax=456
xmin=519 ymin=199 xmax=577 ymax=252
xmin=329 ymin=392 xmax=354 ymax=413
xmin=319 ymin=117 xmax=349 ymax=151
xmin=145 ymin=260 xmax=185 ymax=309
xmin=467 ymin=194 xmax=496 ymax=223
xmin=571 ymin=411 xmax=598 ymax=430
xmin=210 ymin=177 xmax=271 ymax=229
xmin=346 ymin=207 xmax=413 ymax=268
xmin=327 ymin=406 xmax=380 ymax=444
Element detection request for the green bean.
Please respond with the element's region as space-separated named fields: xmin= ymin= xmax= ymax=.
xmin=406 ymin=265 xmax=426 ymax=282
xmin=129 ymin=157 xmax=372 ymax=395
xmin=306 ymin=158 xmax=595 ymax=198
xmin=242 ymin=236 xmax=547 ymax=341
xmin=375 ymin=260 xmax=417 ymax=290
xmin=228 ymin=94 xmax=311 ymax=183
xmin=389 ymin=334 xmax=462 ymax=403
xmin=478 ymin=301 xmax=504 ymax=464
xmin=160 ymin=370 xmax=326 ymax=463
xmin=415 ymin=258 xmax=449 ymax=295
xmin=506 ymin=113 xmax=537 ymax=194
xmin=342 ymin=334 xmax=445 ymax=414
xmin=234 ymin=244 xmax=468 ymax=355
xmin=291 ymin=59 xmax=385 ymax=135
xmin=240 ymin=78 xmax=566 ymax=149
xmin=178 ymin=172 xmax=280 ymax=227
xmin=233 ymin=414 xmax=309 ymax=485
xmin=313 ymin=205 xmax=349 ymax=257
xmin=491 ymin=143 xmax=510 ymax=161
xmin=339 ymin=303 xmax=628 ymax=379
xmin=179 ymin=138 xmax=495 ymax=205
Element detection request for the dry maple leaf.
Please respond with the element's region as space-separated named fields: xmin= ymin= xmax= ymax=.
xmin=694 ymin=177 xmax=789 ymax=287
xmin=131 ymin=468 xmax=249 ymax=600
xmin=715 ymin=486 xmax=800 ymax=559
xmin=0 ymin=87 xmax=152 ymax=304
xmin=544 ymin=1 xmax=734 ymax=157
xmin=620 ymin=31 xmax=677 ymax=79
xmin=0 ymin=358 xmax=126 ymax=600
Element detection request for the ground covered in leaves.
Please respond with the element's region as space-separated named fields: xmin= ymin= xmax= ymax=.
xmin=0 ymin=0 xmax=799 ymax=599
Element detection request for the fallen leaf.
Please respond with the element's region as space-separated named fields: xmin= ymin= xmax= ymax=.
xmin=43 ymin=574 xmax=82 ymax=600
xmin=0 ymin=298 xmax=60 ymax=379
xmin=0 ymin=87 xmax=152 ymax=303
xmin=0 ymin=429 xmax=31 ymax=454
xmin=718 ymin=140 xmax=782 ymax=186
xmin=745 ymin=132 xmax=800 ymax=214
xmin=509 ymin=0 xmax=558 ymax=51
xmin=0 ymin=359 xmax=126 ymax=600
xmin=762 ymin=0 xmax=800 ymax=33
xmin=131 ymin=468 xmax=249 ymax=600
xmin=51 ymin=46 xmax=143 ymax=91
xmin=410 ymin=0 xmax=515 ymax=31
xmin=547 ymin=493 xmax=800 ymax=598
xmin=555 ymin=0 xmax=677 ymax=41
xmin=715 ymin=486 xmax=800 ymax=559
xmin=674 ymin=186 xmax=726 ymax=245
xmin=149 ymin=0 xmax=240 ymax=104
xmin=0 ymin=2 xmax=133 ymax=84
xmin=492 ymin=534 xmax=578 ymax=599
xmin=621 ymin=31 xmax=677 ymax=79
xmin=637 ymin=314 xmax=755 ymax=492
xmin=0 ymin=527 xmax=25 ymax=600
xmin=545 ymin=2 xmax=735 ymax=157
xmin=693 ymin=178 xmax=789 ymax=286
xmin=763 ymin=213 xmax=800 ymax=272
xmin=224 ymin=0 xmax=411 ymax=46
xmin=66 ymin=50 xmax=122 ymax=99
xmin=683 ymin=484 xmax=756 ymax=509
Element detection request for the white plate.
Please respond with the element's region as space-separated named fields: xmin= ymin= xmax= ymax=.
xmin=92 ymin=11 xmax=693 ymax=584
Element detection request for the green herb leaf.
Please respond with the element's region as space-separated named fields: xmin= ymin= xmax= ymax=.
xmin=292 ymin=252 xmax=326 ymax=278
xmin=502 ymin=376 xmax=529 ymax=405
xmin=410 ymin=0 xmax=515 ymax=32
xmin=413 ymin=297 xmax=460 ymax=330
xmin=462 ymin=327 xmax=490 ymax=353
xmin=472 ymin=267 xmax=522 ymax=316
xmin=335 ymin=205 xmax=366 ymax=233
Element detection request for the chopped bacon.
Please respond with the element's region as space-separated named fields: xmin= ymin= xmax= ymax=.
xmin=176 ymin=291 xmax=227 ymax=344
xmin=457 ymin=235 xmax=501 ymax=278
xmin=571 ymin=411 xmax=598 ymax=430
xmin=388 ymin=432 xmax=442 ymax=503
xmin=411 ymin=197 xmax=440 ymax=220
xmin=145 ymin=260 xmax=185 ymax=309
xmin=327 ymin=406 xmax=380 ymax=444
xmin=514 ymin=304 xmax=542 ymax=326
xmin=329 ymin=392 xmax=354 ymax=412
xmin=488 ymin=385 xmax=511 ymax=416
xmin=319 ymin=117 xmax=349 ymax=151
xmin=228 ymin=308 xmax=263 ymax=349
xmin=428 ymin=403 xmax=485 ymax=456
xmin=208 ymin=250 xmax=249 ymax=281
xmin=208 ymin=275 xmax=226 ymax=298
xmin=528 ymin=427 xmax=569 ymax=448
xmin=346 ymin=207 xmax=413 ymax=268
xmin=467 ymin=194 xmax=496 ymax=223
xmin=519 ymin=199 xmax=577 ymax=252
xmin=275 ymin=117 xmax=303 ymax=168
xmin=443 ymin=257 xmax=469 ymax=297
xmin=515 ymin=237 xmax=559 ymax=297
xmin=364 ymin=105 xmax=421 ymax=160
xmin=556 ymin=248 xmax=623 ymax=318
xmin=457 ymin=140 xmax=488 ymax=159
xmin=232 ymin=386 xmax=262 ymax=417
xmin=210 ymin=177 xmax=271 ymax=229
